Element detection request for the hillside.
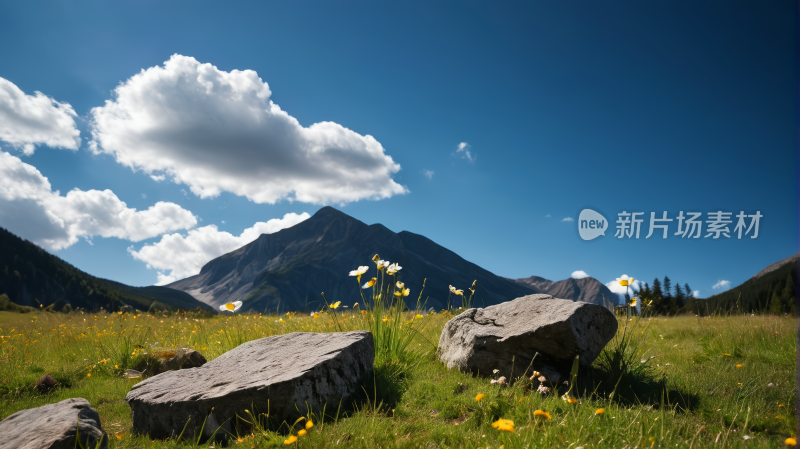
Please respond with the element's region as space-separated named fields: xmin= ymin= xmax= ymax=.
xmin=167 ymin=207 xmax=538 ymax=312
xmin=698 ymin=253 xmax=797 ymax=315
xmin=0 ymin=226 xmax=215 ymax=313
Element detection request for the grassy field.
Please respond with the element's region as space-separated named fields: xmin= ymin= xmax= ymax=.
xmin=0 ymin=308 xmax=795 ymax=448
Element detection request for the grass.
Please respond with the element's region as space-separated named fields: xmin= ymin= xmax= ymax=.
xmin=0 ymin=309 xmax=794 ymax=448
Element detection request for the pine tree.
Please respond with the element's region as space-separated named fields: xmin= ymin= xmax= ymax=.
xmin=651 ymin=278 xmax=664 ymax=314
xmin=779 ymin=272 xmax=794 ymax=315
xmin=674 ymin=282 xmax=685 ymax=312
xmin=663 ymin=276 xmax=672 ymax=301
xmin=770 ymin=290 xmax=783 ymax=314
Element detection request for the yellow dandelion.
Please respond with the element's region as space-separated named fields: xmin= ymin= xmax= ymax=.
xmin=382 ymin=317 xmax=389 ymax=322
xmin=736 ymin=364 xmax=743 ymax=368
xmin=595 ymin=408 xmax=605 ymax=415
xmin=283 ymin=435 xmax=297 ymax=445
xmin=313 ymin=313 xmax=319 ymax=319
xmin=786 ymin=437 xmax=797 ymax=446
xmin=533 ymin=410 xmax=551 ymax=420
xmin=491 ymin=418 xmax=514 ymax=432
xmin=298 ymin=429 xmax=307 ymax=437
xmin=87 ymin=373 xmax=91 ymax=377
xmin=306 ymin=420 xmax=314 ymax=430
xmin=475 ymin=393 xmax=485 ymax=402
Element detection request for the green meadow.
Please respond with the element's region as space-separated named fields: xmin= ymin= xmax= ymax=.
xmin=0 ymin=309 xmax=795 ymax=448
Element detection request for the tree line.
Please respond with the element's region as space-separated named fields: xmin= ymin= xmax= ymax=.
xmin=634 ymin=263 xmax=795 ymax=316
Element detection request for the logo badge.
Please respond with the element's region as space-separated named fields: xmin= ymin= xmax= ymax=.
xmin=578 ymin=209 xmax=608 ymax=241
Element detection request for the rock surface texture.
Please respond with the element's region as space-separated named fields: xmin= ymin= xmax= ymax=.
xmin=126 ymin=331 xmax=374 ymax=441
xmin=438 ymin=294 xmax=617 ymax=381
xmin=0 ymin=398 xmax=108 ymax=449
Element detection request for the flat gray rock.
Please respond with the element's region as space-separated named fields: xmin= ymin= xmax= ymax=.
xmin=438 ymin=294 xmax=617 ymax=381
xmin=126 ymin=331 xmax=374 ymax=441
xmin=0 ymin=398 xmax=108 ymax=449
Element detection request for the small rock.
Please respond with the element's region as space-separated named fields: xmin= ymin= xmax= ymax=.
xmin=34 ymin=374 xmax=56 ymax=393
xmin=437 ymin=294 xmax=617 ymax=381
xmin=126 ymin=331 xmax=374 ymax=441
xmin=135 ymin=348 xmax=207 ymax=375
xmin=0 ymin=398 xmax=108 ymax=449
xmin=120 ymin=305 xmax=134 ymax=313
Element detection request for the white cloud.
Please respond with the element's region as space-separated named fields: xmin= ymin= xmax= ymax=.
xmin=605 ymin=274 xmax=641 ymax=303
xmin=142 ymin=193 xmax=147 ymax=199
xmin=561 ymin=217 xmax=574 ymax=222
xmin=712 ymin=280 xmax=731 ymax=290
xmin=692 ymin=290 xmax=701 ymax=298
xmin=456 ymin=142 xmax=475 ymax=163
xmin=89 ymin=55 xmax=406 ymax=205
xmin=0 ymin=77 xmax=81 ymax=155
xmin=0 ymin=150 xmax=197 ymax=250
xmin=571 ymin=270 xmax=589 ymax=279
xmin=545 ymin=214 xmax=551 ymax=218
xmin=129 ymin=212 xmax=310 ymax=285
xmin=422 ymin=169 xmax=434 ymax=180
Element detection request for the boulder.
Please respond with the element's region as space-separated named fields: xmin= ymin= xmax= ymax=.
xmin=0 ymin=398 xmax=108 ymax=449
xmin=437 ymin=294 xmax=617 ymax=382
xmin=126 ymin=331 xmax=374 ymax=441
xmin=134 ymin=348 xmax=207 ymax=375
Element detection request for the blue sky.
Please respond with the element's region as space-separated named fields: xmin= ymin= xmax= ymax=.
xmin=0 ymin=1 xmax=796 ymax=302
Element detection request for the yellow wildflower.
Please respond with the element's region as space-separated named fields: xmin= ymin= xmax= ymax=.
xmin=330 ymin=301 xmax=341 ymax=309
xmin=363 ymin=278 xmax=377 ymax=289
xmin=492 ymin=418 xmax=514 ymax=432
xmin=785 ymin=437 xmax=796 ymax=446
xmin=533 ymin=410 xmax=551 ymax=420
xmin=475 ymin=393 xmax=485 ymax=402
xmin=298 ymin=429 xmax=307 ymax=437
xmin=283 ymin=435 xmax=297 ymax=445
xmin=595 ymin=408 xmax=605 ymax=415
xmin=736 ymin=364 xmax=743 ymax=368
xmin=306 ymin=420 xmax=314 ymax=430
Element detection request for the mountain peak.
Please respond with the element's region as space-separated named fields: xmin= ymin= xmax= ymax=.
xmin=167 ymin=208 xmax=536 ymax=312
xmin=510 ymin=275 xmax=616 ymax=309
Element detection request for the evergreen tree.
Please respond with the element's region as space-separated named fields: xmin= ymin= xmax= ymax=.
xmin=770 ymin=290 xmax=783 ymax=314
xmin=778 ymin=271 xmax=794 ymax=315
xmin=651 ymin=278 xmax=664 ymax=314
xmin=674 ymin=282 xmax=685 ymax=312
xmin=663 ymin=276 xmax=672 ymax=300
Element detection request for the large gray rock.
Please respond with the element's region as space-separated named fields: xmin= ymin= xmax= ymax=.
xmin=0 ymin=398 xmax=108 ymax=449
xmin=438 ymin=294 xmax=617 ymax=382
xmin=126 ymin=331 xmax=374 ymax=441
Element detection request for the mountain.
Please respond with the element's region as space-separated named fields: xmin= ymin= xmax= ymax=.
xmin=167 ymin=207 xmax=537 ymax=312
xmin=750 ymin=252 xmax=800 ymax=280
xmin=0 ymin=226 xmax=215 ymax=313
xmin=699 ymin=252 xmax=797 ymax=314
xmin=511 ymin=276 xmax=617 ymax=310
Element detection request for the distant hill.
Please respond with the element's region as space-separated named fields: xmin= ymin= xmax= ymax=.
xmin=0 ymin=226 xmax=215 ymax=313
xmin=698 ymin=252 xmax=797 ymax=315
xmin=167 ymin=207 xmax=537 ymax=312
xmin=511 ymin=276 xmax=617 ymax=310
